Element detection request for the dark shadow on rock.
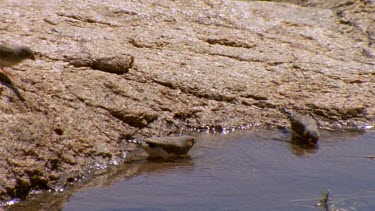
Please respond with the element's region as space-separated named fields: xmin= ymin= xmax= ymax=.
xmin=0 ymin=72 xmax=25 ymax=101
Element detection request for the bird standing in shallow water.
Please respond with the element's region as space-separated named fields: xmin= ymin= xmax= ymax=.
xmin=126 ymin=135 xmax=196 ymax=159
xmin=0 ymin=44 xmax=35 ymax=76
xmin=282 ymin=108 xmax=320 ymax=146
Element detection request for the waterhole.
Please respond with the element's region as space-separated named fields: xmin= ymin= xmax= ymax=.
xmin=8 ymin=130 xmax=375 ymax=210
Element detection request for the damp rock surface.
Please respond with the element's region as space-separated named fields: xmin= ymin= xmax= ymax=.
xmin=0 ymin=0 xmax=374 ymax=203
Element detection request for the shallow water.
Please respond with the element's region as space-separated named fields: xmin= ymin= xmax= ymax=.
xmin=9 ymin=130 xmax=375 ymax=210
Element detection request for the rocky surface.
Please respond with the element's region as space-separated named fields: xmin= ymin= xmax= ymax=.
xmin=0 ymin=0 xmax=374 ymax=204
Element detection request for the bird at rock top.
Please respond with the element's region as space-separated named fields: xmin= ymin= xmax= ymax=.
xmin=0 ymin=44 xmax=35 ymax=76
xmin=126 ymin=135 xmax=196 ymax=159
xmin=282 ymin=108 xmax=320 ymax=146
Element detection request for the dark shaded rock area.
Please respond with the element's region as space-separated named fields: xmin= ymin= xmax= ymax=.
xmin=0 ymin=0 xmax=374 ymax=204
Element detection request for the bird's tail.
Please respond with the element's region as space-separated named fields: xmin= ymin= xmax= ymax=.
xmin=125 ymin=139 xmax=146 ymax=145
xmin=281 ymin=108 xmax=292 ymax=118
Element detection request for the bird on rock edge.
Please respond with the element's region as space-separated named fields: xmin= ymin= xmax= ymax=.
xmin=0 ymin=44 xmax=35 ymax=76
xmin=282 ymin=108 xmax=320 ymax=146
xmin=126 ymin=135 xmax=196 ymax=159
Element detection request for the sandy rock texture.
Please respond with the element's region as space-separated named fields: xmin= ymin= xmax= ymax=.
xmin=0 ymin=0 xmax=374 ymax=203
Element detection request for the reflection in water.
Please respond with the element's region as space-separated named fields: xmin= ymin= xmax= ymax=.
xmin=8 ymin=156 xmax=194 ymax=211
xmin=277 ymin=128 xmax=365 ymax=157
xmin=8 ymin=130 xmax=375 ymax=211
xmin=289 ymin=143 xmax=318 ymax=157
xmin=271 ymin=127 xmax=319 ymax=157
xmin=121 ymin=157 xmax=195 ymax=179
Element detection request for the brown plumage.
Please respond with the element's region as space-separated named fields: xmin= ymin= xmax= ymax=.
xmin=126 ymin=135 xmax=196 ymax=159
xmin=0 ymin=44 xmax=35 ymax=76
xmin=282 ymin=109 xmax=320 ymax=146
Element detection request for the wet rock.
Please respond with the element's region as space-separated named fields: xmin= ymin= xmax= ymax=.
xmin=0 ymin=0 xmax=374 ymax=203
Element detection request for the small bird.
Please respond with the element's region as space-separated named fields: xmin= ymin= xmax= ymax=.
xmin=126 ymin=135 xmax=196 ymax=159
xmin=282 ymin=108 xmax=320 ymax=146
xmin=0 ymin=44 xmax=35 ymax=76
